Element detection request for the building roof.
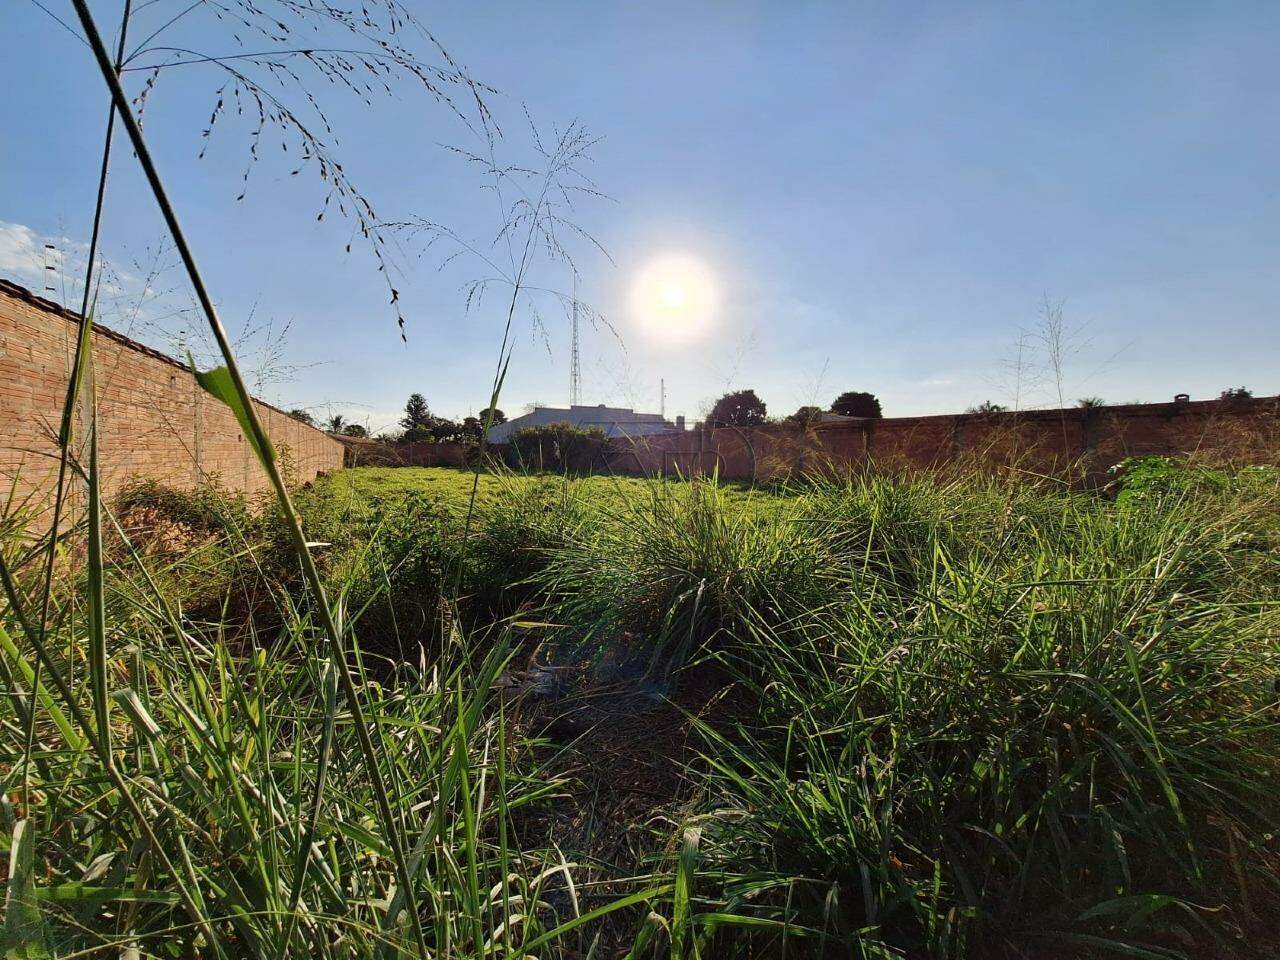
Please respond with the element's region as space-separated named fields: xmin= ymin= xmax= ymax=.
xmin=488 ymin=403 xmax=674 ymax=443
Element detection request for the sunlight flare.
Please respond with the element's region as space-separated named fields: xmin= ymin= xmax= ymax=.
xmin=630 ymin=253 xmax=718 ymax=344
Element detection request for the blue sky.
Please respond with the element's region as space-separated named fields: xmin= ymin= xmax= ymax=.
xmin=3 ymin=0 xmax=1278 ymax=431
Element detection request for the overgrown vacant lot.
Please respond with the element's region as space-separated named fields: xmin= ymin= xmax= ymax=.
xmin=3 ymin=463 xmax=1279 ymax=958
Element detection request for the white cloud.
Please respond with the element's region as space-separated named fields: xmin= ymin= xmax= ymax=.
xmin=0 ymin=220 xmax=125 ymax=309
xmin=0 ymin=219 xmax=198 ymax=350
xmin=0 ymin=220 xmax=62 ymax=293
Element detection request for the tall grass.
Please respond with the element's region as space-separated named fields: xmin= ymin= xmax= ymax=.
xmin=0 ymin=473 xmax=652 ymax=957
xmin=671 ymin=473 xmax=1279 ymax=957
xmin=4 ymin=460 xmax=1278 ymax=958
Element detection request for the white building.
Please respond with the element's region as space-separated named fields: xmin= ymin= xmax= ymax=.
xmin=487 ymin=404 xmax=678 ymax=443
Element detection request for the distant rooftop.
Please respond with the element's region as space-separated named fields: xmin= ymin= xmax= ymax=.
xmin=488 ymin=404 xmax=676 ymax=443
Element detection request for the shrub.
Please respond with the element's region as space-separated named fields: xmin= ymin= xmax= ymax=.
xmin=505 ymin=423 xmax=605 ymax=473
xmin=1109 ymin=455 xmax=1230 ymax=505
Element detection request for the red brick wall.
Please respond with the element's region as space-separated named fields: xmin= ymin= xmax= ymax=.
xmin=0 ymin=280 xmax=344 ymax=514
xmin=609 ymin=399 xmax=1280 ymax=483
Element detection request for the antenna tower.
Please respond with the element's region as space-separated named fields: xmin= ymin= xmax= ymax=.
xmin=569 ymin=275 xmax=582 ymax=406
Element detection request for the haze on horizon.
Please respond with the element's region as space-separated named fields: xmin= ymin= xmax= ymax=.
xmin=2 ymin=0 xmax=1278 ymax=431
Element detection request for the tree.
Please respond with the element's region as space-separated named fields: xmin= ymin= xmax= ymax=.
xmin=288 ymin=408 xmax=315 ymax=427
xmin=787 ymin=405 xmax=824 ymax=427
xmin=479 ymin=407 xmax=507 ymax=426
xmin=967 ymin=401 xmax=1007 ymax=414
xmin=830 ymin=391 xmax=882 ymax=418
xmin=396 ymin=401 xmax=463 ymax=444
xmin=325 ymin=413 xmax=345 ymax=432
xmin=400 ymin=427 xmax=433 ymax=445
xmin=341 ymin=423 xmax=368 ymax=438
xmin=1077 ymin=397 xmax=1106 ymax=409
xmin=1220 ymin=386 xmax=1253 ymax=400
xmin=708 ymin=389 xmax=767 ymax=427
xmin=401 ymin=393 xmax=432 ymax=431
xmin=429 ymin=418 xmax=462 ymax=442
xmin=460 ymin=416 xmax=484 ymax=441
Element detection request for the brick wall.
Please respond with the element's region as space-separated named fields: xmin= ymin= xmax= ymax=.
xmin=609 ymin=398 xmax=1280 ymax=483
xmin=0 ymin=279 xmax=344 ymax=514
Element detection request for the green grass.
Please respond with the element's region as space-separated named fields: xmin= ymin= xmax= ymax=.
xmin=2 ymin=462 xmax=1278 ymax=958
xmin=305 ymin=465 xmax=771 ymax=516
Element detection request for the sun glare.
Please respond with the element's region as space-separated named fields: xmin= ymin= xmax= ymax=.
xmin=631 ymin=254 xmax=718 ymax=344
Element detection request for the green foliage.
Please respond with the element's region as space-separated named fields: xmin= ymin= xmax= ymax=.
xmin=787 ymin=405 xmax=824 ymax=426
xmin=459 ymin=416 xmax=484 ymax=440
xmin=534 ymin=479 xmax=831 ymax=656
xmin=967 ymin=400 xmax=1008 ymax=414
xmin=5 ymin=464 xmax=1279 ymax=958
xmin=400 ymin=391 xmax=432 ymax=430
xmin=830 ymin=390 xmax=882 ymax=418
xmin=708 ymin=389 xmax=767 ymax=427
xmin=115 ymin=477 xmax=253 ymax=538
xmin=678 ymin=474 xmax=1280 ymax=956
xmin=506 ymin=423 xmax=606 ymax=473
xmin=1110 ymin=456 xmax=1232 ymax=505
xmin=398 ymin=394 xmax=464 ymax=443
xmin=3 ymin=819 xmax=48 ymax=958
xmin=1220 ymin=386 xmax=1253 ymax=400
xmin=0 ymin=468 xmax=652 ymax=958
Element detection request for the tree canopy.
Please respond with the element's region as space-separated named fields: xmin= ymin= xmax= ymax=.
xmin=967 ymin=401 xmax=1007 ymax=414
xmin=401 ymin=393 xmax=432 ymax=431
xmin=787 ymin=405 xmax=824 ymax=427
xmin=830 ymin=391 xmax=882 ymax=418
xmin=708 ymin=389 xmax=767 ymax=427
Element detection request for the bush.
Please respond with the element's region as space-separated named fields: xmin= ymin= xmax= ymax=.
xmin=1110 ymin=455 xmax=1231 ymax=504
xmin=111 ymin=479 xmax=288 ymax=622
xmin=115 ymin=477 xmax=252 ymax=545
xmin=505 ymin=423 xmax=606 ymax=473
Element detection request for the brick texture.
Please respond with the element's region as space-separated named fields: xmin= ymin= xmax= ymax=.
xmin=609 ymin=399 xmax=1280 ymax=483
xmin=0 ymin=279 xmax=344 ymax=515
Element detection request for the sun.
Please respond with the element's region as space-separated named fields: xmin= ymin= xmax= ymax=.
xmin=631 ymin=254 xmax=718 ymax=344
